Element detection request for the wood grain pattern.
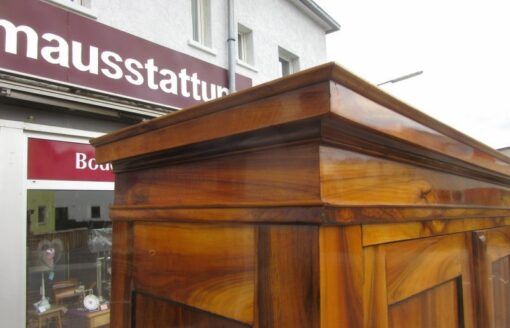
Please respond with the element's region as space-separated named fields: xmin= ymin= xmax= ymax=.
xmin=257 ymin=225 xmax=319 ymax=328
xmin=473 ymin=226 xmax=510 ymax=328
xmin=363 ymin=217 xmax=510 ymax=246
xmin=363 ymin=245 xmax=389 ymax=328
xmin=92 ymin=62 xmax=510 ymax=327
xmin=133 ymin=223 xmax=255 ymax=324
xmin=92 ymin=63 xmax=510 ymax=181
xmin=109 ymin=205 xmax=510 ymax=225
xmin=115 ymin=142 xmax=320 ymax=207
xmin=94 ymin=82 xmax=330 ymax=163
xmin=364 ymin=233 xmax=475 ymax=328
xmin=388 ymin=279 xmax=461 ymax=328
xmin=110 ymin=221 xmax=133 ymax=328
xmin=385 ymin=233 xmax=466 ymax=304
xmin=320 ymin=145 xmax=510 ymax=207
xmin=134 ymin=292 xmax=250 ymax=328
xmin=319 ymin=226 xmax=363 ymax=328
xmin=328 ymin=80 xmax=510 ymax=177
xmin=327 ymin=206 xmax=510 ymax=224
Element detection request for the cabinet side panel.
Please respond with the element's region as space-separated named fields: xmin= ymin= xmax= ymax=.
xmin=388 ymin=279 xmax=461 ymax=328
xmin=115 ymin=143 xmax=321 ymax=207
xmin=133 ymin=223 xmax=255 ymax=324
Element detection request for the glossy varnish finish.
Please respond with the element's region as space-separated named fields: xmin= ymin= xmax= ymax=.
xmin=364 ymin=233 xmax=475 ymax=328
xmin=92 ymin=63 xmax=510 ymax=327
xmin=133 ymin=223 xmax=255 ymax=324
xmin=114 ymin=142 xmax=321 ymax=207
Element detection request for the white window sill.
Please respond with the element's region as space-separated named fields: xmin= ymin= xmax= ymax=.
xmin=42 ymin=0 xmax=98 ymax=19
xmin=237 ymin=59 xmax=258 ymax=73
xmin=187 ymin=39 xmax=217 ymax=56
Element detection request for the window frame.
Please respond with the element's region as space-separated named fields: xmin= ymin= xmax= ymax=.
xmin=190 ymin=0 xmax=213 ymax=51
xmin=278 ymin=47 xmax=300 ymax=77
xmin=41 ymin=0 xmax=98 ymax=19
xmin=237 ymin=23 xmax=254 ymax=66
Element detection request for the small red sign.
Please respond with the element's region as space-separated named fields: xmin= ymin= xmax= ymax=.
xmin=27 ymin=138 xmax=114 ymax=182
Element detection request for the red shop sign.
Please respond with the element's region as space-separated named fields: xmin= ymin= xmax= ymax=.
xmin=28 ymin=138 xmax=114 ymax=182
xmin=0 ymin=0 xmax=251 ymax=109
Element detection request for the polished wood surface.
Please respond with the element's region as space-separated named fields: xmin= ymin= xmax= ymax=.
xmin=134 ymin=293 xmax=250 ymax=328
xmin=364 ymin=233 xmax=475 ymax=328
xmin=388 ymin=279 xmax=461 ymax=328
xmin=363 ymin=217 xmax=510 ymax=246
xmin=92 ymin=63 xmax=510 ymax=178
xmin=257 ymin=225 xmax=319 ymax=327
xmin=110 ymin=221 xmax=132 ymax=328
xmin=133 ymin=223 xmax=255 ymax=324
xmin=320 ymin=145 xmax=510 ymax=207
xmin=114 ymin=142 xmax=320 ymax=207
xmin=92 ymin=63 xmax=510 ymax=327
xmin=320 ymin=226 xmax=363 ymax=327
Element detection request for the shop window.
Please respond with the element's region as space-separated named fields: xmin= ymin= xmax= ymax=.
xmin=191 ymin=0 xmax=212 ymax=48
xmin=27 ymin=190 xmax=112 ymax=327
xmin=278 ymin=47 xmax=299 ymax=77
xmin=237 ymin=24 xmax=254 ymax=66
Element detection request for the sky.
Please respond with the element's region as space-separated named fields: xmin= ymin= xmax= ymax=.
xmin=315 ymin=0 xmax=510 ymax=149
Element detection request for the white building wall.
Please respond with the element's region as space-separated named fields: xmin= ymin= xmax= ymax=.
xmin=92 ymin=0 xmax=328 ymax=85
xmin=0 ymin=125 xmax=26 ymax=328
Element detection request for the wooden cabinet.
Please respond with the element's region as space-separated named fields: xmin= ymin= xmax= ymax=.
xmin=92 ymin=63 xmax=510 ymax=327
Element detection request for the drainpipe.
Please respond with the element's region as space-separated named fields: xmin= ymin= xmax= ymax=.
xmin=227 ymin=0 xmax=236 ymax=92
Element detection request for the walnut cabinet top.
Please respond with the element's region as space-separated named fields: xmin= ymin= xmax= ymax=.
xmin=91 ymin=62 xmax=510 ymax=224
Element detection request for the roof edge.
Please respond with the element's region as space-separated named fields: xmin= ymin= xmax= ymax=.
xmin=292 ymin=0 xmax=341 ymax=33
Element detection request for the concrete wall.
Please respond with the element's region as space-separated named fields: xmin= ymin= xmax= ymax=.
xmin=92 ymin=0 xmax=328 ymax=85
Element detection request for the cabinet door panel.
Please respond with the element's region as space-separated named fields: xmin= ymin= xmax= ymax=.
xmin=389 ymin=279 xmax=461 ymax=328
xmin=473 ymin=226 xmax=510 ymax=328
xmin=364 ymin=233 xmax=475 ymax=328
xmin=492 ymin=256 xmax=510 ymax=328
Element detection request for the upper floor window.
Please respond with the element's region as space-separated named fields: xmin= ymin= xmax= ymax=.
xmin=237 ymin=24 xmax=254 ymax=66
xmin=69 ymin=0 xmax=91 ymax=8
xmin=278 ymin=47 xmax=299 ymax=77
xmin=191 ymin=0 xmax=212 ymax=48
xmin=42 ymin=0 xmax=97 ymax=18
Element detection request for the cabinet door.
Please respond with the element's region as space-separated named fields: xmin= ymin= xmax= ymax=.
xmin=364 ymin=233 xmax=475 ymax=328
xmin=473 ymin=226 xmax=510 ymax=328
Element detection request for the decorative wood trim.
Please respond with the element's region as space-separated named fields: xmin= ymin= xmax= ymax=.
xmin=363 ymin=217 xmax=510 ymax=246
xmin=109 ymin=205 xmax=510 ymax=225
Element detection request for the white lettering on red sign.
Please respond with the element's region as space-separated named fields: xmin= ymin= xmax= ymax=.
xmin=75 ymin=153 xmax=112 ymax=171
xmin=0 ymin=19 xmax=230 ymax=102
